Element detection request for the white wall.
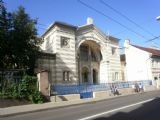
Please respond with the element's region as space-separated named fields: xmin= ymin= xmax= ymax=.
xmin=41 ymin=26 xmax=57 ymax=53
xmin=125 ymin=43 xmax=152 ymax=81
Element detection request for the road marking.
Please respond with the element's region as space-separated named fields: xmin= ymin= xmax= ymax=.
xmin=79 ymin=98 xmax=154 ymax=120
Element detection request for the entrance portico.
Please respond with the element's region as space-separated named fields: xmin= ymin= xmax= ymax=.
xmin=77 ymin=40 xmax=102 ymax=84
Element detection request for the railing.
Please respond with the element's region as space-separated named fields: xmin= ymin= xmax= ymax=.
xmin=51 ymin=80 xmax=152 ymax=95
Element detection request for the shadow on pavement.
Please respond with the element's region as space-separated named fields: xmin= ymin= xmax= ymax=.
xmin=93 ymin=97 xmax=160 ymax=120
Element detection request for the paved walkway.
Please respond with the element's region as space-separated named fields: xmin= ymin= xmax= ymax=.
xmin=0 ymin=90 xmax=156 ymax=117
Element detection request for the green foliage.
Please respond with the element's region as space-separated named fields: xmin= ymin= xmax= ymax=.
xmin=0 ymin=2 xmax=45 ymax=104
xmin=11 ymin=83 xmax=19 ymax=99
xmin=0 ymin=2 xmax=43 ymax=75
xmin=11 ymin=6 xmax=39 ymax=74
xmin=31 ymin=90 xmax=44 ymax=104
xmin=0 ymin=75 xmax=45 ymax=104
xmin=19 ymin=75 xmax=44 ymax=103
xmin=0 ymin=1 xmax=13 ymax=69
xmin=19 ymin=75 xmax=37 ymax=99
xmin=0 ymin=82 xmax=19 ymax=99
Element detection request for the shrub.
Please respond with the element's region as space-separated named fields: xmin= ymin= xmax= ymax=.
xmin=19 ymin=75 xmax=45 ymax=103
xmin=30 ymin=90 xmax=44 ymax=104
xmin=19 ymin=75 xmax=37 ymax=99
xmin=11 ymin=83 xmax=19 ymax=99
xmin=0 ymin=75 xmax=45 ymax=103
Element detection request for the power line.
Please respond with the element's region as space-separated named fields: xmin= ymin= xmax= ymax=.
xmin=100 ymin=0 xmax=156 ymax=38
xmin=37 ymin=23 xmax=48 ymax=27
xmin=36 ymin=22 xmax=49 ymax=30
xmin=100 ymin=0 xmax=160 ymax=43
xmin=37 ymin=26 xmax=47 ymax=30
xmin=77 ymin=0 xmax=148 ymax=40
xmin=152 ymin=41 xmax=160 ymax=47
xmin=147 ymin=35 xmax=160 ymax=42
xmin=112 ymin=30 xmax=126 ymax=36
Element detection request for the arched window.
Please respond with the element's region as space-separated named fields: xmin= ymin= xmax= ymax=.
xmin=82 ymin=67 xmax=89 ymax=83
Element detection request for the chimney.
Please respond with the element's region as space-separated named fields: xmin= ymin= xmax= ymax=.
xmin=124 ymin=39 xmax=130 ymax=48
xmin=87 ymin=17 xmax=93 ymax=25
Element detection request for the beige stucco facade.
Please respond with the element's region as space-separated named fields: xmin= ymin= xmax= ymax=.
xmin=37 ymin=18 xmax=122 ymax=85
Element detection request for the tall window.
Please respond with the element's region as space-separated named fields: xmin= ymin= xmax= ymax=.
xmin=91 ymin=50 xmax=97 ymax=61
xmin=152 ymin=60 xmax=157 ymax=67
xmin=80 ymin=45 xmax=88 ymax=61
xmin=111 ymin=47 xmax=116 ymax=55
xmin=45 ymin=36 xmax=52 ymax=52
xmin=115 ymin=72 xmax=119 ymax=80
xmin=156 ymin=60 xmax=158 ymax=67
xmin=112 ymin=72 xmax=119 ymax=81
xmin=61 ymin=36 xmax=70 ymax=48
xmin=63 ymin=71 xmax=70 ymax=81
xmin=152 ymin=60 xmax=154 ymax=67
xmin=93 ymin=69 xmax=98 ymax=84
xmin=82 ymin=67 xmax=89 ymax=83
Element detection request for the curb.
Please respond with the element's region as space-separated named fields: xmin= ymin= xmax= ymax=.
xmin=1 ymin=90 xmax=159 ymax=117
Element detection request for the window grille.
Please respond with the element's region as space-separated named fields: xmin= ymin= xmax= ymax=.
xmin=61 ymin=36 xmax=70 ymax=47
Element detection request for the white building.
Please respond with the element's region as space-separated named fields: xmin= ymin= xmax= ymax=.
xmin=123 ymin=40 xmax=160 ymax=87
xmin=36 ymin=18 xmax=122 ymax=86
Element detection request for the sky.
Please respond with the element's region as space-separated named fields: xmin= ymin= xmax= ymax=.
xmin=4 ymin=0 xmax=160 ymax=47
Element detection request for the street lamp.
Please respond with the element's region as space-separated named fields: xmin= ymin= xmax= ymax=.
xmin=156 ymin=16 xmax=160 ymax=21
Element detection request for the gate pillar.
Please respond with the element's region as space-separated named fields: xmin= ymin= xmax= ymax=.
xmin=37 ymin=70 xmax=50 ymax=100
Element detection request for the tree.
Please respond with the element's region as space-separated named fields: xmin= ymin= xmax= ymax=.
xmin=11 ymin=6 xmax=41 ymax=74
xmin=0 ymin=3 xmax=42 ymax=75
xmin=0 ymin=1 xmax=6 ymax=68
xmin=0 ymin=1 xmax=13 ymax=69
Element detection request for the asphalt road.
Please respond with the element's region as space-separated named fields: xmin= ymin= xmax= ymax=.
xmin=2 ymin=90 xmax=160 ymax=120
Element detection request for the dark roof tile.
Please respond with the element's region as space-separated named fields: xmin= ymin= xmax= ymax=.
xmin=132 ymin=45 xmax=160 ymax=57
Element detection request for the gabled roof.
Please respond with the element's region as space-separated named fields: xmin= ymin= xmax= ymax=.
xmin=77 ymin=24 xmax=120 ymax=42
xmin=132 ymin=45 xmax=160 ymax=57
xmin=42 ymin=21 xmax=120 ymax=42
xmin=42 ymin=21 xmax=77 ymax=37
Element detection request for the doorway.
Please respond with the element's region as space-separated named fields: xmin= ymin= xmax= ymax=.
xmin=82 ymin=67 xmax=89 ymax=83
xmin=93 ymin=69 xmax=98 ymax=84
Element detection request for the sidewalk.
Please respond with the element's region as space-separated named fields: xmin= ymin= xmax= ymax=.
xmin=0 ymin=90 xmax=157 ymax=117
xmin=0 ymin=97 xmax=106 ymax=116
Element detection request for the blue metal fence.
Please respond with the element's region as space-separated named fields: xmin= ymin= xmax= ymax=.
xmin=52 ymin=80 xmax=152 ymax=96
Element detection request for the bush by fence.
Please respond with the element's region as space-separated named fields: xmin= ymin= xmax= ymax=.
xmin=0 ymin=74 xmax=45 ymax=104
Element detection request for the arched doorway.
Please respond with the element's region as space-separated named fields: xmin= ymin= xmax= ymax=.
xmin=93 ymin=69 xmax=98 ymax=84
xmin=78 ymin=40 xmax=102 ymax=84
xmin=81 ymin=67 xmax=89 ymax=83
